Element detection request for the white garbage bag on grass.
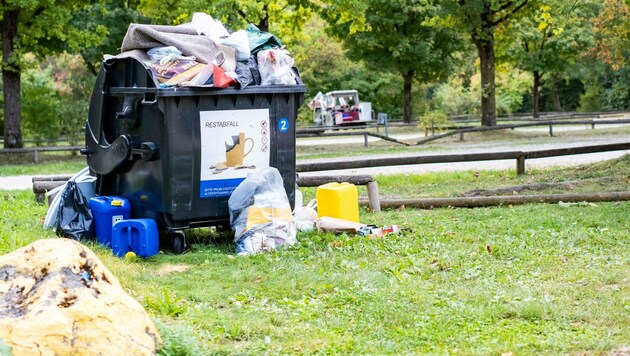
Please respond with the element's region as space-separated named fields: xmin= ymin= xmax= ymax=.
xmin=228 ymin=167 xmax=296 ymax=255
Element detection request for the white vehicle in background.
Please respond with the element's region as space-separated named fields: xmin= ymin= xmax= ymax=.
xmin=308 ymin=90 xmax=374 ymax=127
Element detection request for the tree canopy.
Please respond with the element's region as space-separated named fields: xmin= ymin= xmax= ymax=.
xmin=1 ymin=0 xmax=106 ymax=148
xmin=322 ymin=0 xmax=463 ymax=123
xmin=3 ymin=0 xmax=630 ymax=144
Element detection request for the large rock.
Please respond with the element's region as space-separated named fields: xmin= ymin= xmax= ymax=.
xmin=0 ymin=239 xmax=160 ymax=355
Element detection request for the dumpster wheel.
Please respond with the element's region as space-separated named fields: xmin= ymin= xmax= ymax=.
xmin=170 ymin=230 xmax=187 ymax=254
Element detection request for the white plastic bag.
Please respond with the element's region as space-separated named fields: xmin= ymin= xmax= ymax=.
xmin=293 ymin=199 xmax=317 ymax=232
xmin=228 ymin=167 xmax=297 ymax=255
xmin=220 ymin=30 xmax=251 ymax=62
xmin=44 ymin=167 xmax=91 ymax=229
xmin=190 ymin=12 xmax=229 ymax=41
xmin=257 ymin=48 xmax=296 ymax=85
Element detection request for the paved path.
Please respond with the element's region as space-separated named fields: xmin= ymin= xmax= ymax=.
xmin=297 ymin=134 xmax=630 ymax=176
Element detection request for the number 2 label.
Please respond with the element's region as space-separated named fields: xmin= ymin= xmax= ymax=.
xmin=278 ymin=118 xmax=289 ymax=133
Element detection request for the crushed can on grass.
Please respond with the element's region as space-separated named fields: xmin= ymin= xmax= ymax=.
xmin=88 ymin=196 xmax=131 ymax=246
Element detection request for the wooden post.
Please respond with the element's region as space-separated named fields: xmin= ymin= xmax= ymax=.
xmin=366 ymin=181 xmax=381 ymax=212
xmin=34 ymin=150 xmax=39 ymax=164
xmin=516 ymin=155 xmax=526 ymax=175
xmin=459 ymin=132 xmax=465 ymax=142
xmin=549 ymin=124 xmax=553 ymax=137
xmin=363 ymin=133 xmax=368 ymax=147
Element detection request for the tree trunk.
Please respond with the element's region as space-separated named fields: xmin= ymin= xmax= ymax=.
xmin=551 ymin=73 xmax=563 ymax=112
xmin=2 ymin=8 xmax=22 ymax=148
xmin=403 ymin=70 xmax=414 ymax=123
xmin=257 ymin=4 xmax=269 ymax=32
xmin=475 ymin=37 xmax=497 ymax=126
xmin=532 ymin=70 xmax=541 ymax=118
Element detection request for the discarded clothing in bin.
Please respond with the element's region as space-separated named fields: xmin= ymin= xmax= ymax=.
xmin=246 ymin=24 xmax=284 ymax=54
xmin=121 ymin=23 xmax=225 ymax=65
xmin=228 ymin=167 xmax=296 ymax=255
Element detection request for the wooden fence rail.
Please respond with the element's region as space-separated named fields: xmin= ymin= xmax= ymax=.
xmin=0 ymin=146 xmax=83 ymax=163
xmin=296 ymin=142 xmax=630 ymax=175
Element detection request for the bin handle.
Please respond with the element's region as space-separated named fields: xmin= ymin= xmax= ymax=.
xmin=141 ymin=92 xmax=158 ymax=105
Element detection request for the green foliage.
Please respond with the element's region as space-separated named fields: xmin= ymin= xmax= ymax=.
xmin=432 ymin=64 xmax=530 ymax=116
xmin=419 ymin=111 xmax=449 ymax=131
xmin=294 ymin=16 xmax=405 ymax=121
xmin=71 ymin=0 xmax=151 ymax=73
xmin=138 ymin=0 xmax=314 ymax=37
xmin=52 ymin=54 xmax=94 ymax=146
xmin=0 ymin=191 xmax=56 ymax=255
xmin=19 ymin=54 xmax=93 ymax=144
xmin=322 ymin=0 xmax=463 ymax=122
xmin=21 ymin=65 xmax=62 ymax=142
xmin=146 ymin=289 xmax=188 ymax=317
xmin=1 ymin=1 xmax=107 ymax=59
xmin=155 ymin=321 xmax=205 ymax=356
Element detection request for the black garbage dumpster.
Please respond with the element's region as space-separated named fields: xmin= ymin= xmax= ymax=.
xmin=83 ymin=56 xmax=306 ymax=252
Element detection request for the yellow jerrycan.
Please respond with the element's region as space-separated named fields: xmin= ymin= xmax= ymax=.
xmin=316 ymin=182 xmax=359 ymax=222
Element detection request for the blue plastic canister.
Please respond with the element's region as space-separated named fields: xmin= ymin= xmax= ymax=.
xmin=112 ymin=219 xmax=159 ymax=258
xmin=88 ymin=196 xmax=131 ymax=246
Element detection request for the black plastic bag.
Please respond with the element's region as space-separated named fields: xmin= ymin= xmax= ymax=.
xmin=55 ymin=181 xmax=94 ymax=241
xmin=248 ymin=55 xmax=261 ymax=86
xmin=235 ymin=61 xmax=254 ymax=89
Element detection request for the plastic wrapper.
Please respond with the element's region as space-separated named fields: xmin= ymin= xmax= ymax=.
xmin=55 ymin=181 xmax=94 ymax=241
xmin=257 ymin=48 xmax=296 ymax=85
xmin=234 ymin=61 xmax=254 ymax=88
xmin=228 ymin=167 xmax=296 ymax=255
xmin=147 ymin=46 xmax=195 ymax=64
xmin=248 ymin=55 xmax=261 ymax=85
xmin=146 ymin=46 xmax=206 ymax=87
xmin=220 ymin=30 xmax=251 ymax=62
xmin=294 ymin=199 xmax=317 ymax=232
xmin=190 ymin=12 xmax=229 ymax=41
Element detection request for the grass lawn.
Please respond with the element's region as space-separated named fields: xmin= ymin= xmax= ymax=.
xmin=1 ymin=156 xmax=629 ymax=354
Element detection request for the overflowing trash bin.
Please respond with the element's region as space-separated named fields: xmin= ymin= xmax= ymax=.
xmin=81 ymin=13 xmax=306 ymax=252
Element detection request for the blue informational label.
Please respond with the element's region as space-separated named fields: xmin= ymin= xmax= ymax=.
xmin=278 ymin=118 xmax=289 ymax=133
xmin=200 ymin=178 xmax=245 ymax=198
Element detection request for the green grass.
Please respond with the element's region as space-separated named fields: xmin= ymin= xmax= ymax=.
xmin=0 ymin=155 xmax=86 ymax=176
xmin=1 ymin=158 xmax=629 ymax=354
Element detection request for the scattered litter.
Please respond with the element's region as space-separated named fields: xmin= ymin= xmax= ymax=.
xmin=293 ymin=199 xmax=317 ymax=232
xmin=228 ymin=167 xmax=296 ymax=255
xmin=315 ymin=216 xmax=365 ymax=234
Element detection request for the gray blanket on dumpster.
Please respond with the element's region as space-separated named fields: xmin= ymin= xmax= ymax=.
xmin=120 ymin=23 xmax=225 ymax=65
